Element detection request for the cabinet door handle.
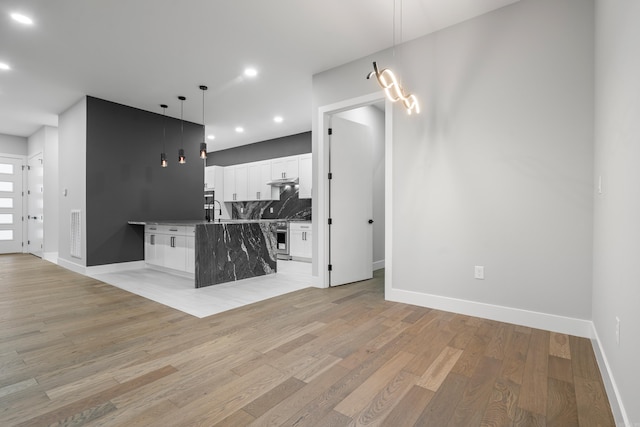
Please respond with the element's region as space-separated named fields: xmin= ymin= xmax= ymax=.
xmin=150 ymin=235 xmax=155 ymax=245
xmin=170 ymin=236 xmax=175 ymax=248
xmin=257 ymin=191 xmax=260 ymax=199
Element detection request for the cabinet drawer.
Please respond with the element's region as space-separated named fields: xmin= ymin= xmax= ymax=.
xmin=146 ymin=225 xmax=187 ymax=235
xmin=289 ymin=222 xmax=311 ymax=231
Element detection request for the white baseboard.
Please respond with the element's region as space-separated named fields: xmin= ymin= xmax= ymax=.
xmin=43 ymin=252 xmax=58 ymax=264
xmin=86 ymin=261 xmax=146 ymax=276
xmin=385 ymin=287 xmax=593 ymax=338
xmin=591 ymin=325 xmax=631 ymax=427
xmin=57 ymin=257 xmax=86 ymax=275
xmin=57 ymin=258 xmax=146 ymax=276
xmin=373 ymin=260 xmax=385 ymax=271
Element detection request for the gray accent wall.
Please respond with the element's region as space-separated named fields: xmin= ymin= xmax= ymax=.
xmin=593 ymin=1 xmax=640 ymax=424
xmin=85 ymin=97 xmax=204 ymax=266
xmin=206 ymin=131 xmax=310 ymax=166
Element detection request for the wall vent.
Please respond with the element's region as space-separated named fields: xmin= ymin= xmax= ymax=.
xmin=70 ymin=210 xmax=81 ymax=259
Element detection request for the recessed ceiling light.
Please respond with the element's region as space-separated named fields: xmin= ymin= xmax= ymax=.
xmin=244 ymin=68 xmax=258 ymax=78
xmin=207 ymin=134 xmax=215 ymax=140
xmin=274 ymin=116 xmax=283 ymax=123
xmin=11 ymin=13 xmax=33 ymax=25
xmin=0 ymin=63 xmax=10 ymax=71
xmin=235 ymin=127 xmax=244 ymax=133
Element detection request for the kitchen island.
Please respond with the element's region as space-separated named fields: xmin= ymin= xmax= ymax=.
xmin=129 ymin=220 xmax=278 ymax=288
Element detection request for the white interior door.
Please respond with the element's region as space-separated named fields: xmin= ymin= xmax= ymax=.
xmin=329 ymin=116 xmax=373 ymax=286
xmin=0 ymin=156 xmax=24 ymax=254
xmin=27 ymin=154 xmax=44 ymax=257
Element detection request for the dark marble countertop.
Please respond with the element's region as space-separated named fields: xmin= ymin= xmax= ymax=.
xmin=128 ymin=219 xmax=281 ymax=226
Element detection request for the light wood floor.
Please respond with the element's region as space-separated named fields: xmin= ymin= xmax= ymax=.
xmin=0 ymin=254 xmax=615 ymax=426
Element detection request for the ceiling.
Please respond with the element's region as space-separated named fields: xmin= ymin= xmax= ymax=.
xmin=0 ymin=0 xmax=519 ymax=151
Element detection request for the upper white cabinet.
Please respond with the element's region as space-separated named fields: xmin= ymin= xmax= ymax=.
xmin=248 ymin=161 xmax=278 ymax=201
xmin=204 ymin=165 xmax=224 ymax=190
xmin=223 ymin=165 xmax=248 ymax=202
xmin=216 ymin=153 xmax=311 ymax=202
xmin=298 ymin=154 xmax=312 ymax=199
xmin=271 ymin=156 xmax=299 ymax=180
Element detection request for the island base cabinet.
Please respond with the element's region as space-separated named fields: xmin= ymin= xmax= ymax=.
xmin=144 ymin=225 xmax=194 ymax=276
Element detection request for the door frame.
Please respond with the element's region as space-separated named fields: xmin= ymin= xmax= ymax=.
xmin=316 ymin=92 xmax=393 ymax=289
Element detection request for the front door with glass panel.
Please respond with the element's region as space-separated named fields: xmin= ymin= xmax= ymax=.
xmin=0 ymin=156 xmax=24 ymax=254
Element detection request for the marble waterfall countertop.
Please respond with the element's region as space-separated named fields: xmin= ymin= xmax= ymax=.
xmin=129 ymin=219 xmax=278 ymax=287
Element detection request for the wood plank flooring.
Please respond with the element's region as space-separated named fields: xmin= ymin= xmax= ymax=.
xmin=0 ymin=254 xmax=615 ymax=426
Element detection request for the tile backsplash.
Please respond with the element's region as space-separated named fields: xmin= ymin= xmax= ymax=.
xmin=232 ymin=186 xmax=311 ymax=220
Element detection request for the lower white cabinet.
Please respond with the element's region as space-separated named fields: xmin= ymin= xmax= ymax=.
xmin=289 ymin=222 xmax=312 ymax=261
xmin=144 ymin=225 xmax=195 ymax=275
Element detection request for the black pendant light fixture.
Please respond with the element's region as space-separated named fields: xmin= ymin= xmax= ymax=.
xmin=160 ymin=104 xmax=168 ymax=167
xmin=199 ymin=85 xmax=208 ymax=159
xmin=178 ymin=95 xmax=186 ymax=164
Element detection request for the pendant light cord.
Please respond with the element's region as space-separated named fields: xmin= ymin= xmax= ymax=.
xmin=180 ymin=98 xmax=184 ymax=149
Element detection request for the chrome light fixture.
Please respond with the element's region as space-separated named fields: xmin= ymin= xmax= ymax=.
xmin=160 ymin=104 xmax=168 ymax=167
xmin=367 ymin=0 xmax=419 ymax=115
xmin=199 ymin=85 xmax=208 ymax=159
xmin=178 ymin=96 xmax=186 ymax=164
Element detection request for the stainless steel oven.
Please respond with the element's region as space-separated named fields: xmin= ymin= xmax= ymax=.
xmin=275 ymin=221 xmax=290 ymax=260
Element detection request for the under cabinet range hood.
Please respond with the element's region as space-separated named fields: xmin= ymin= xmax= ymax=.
xmin=266 ymin=177 xmax=299 ymax=187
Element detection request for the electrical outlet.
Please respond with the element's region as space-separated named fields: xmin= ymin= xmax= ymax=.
xmin=474 ymin=266 xmax=484 ymax=280
xmin=616 ymin=316 xmax=620 ymax=346
xmin=240 ymin=207 xmax=244 ymax=214
xmin=270 ymin=207 xmax=274 ymax=214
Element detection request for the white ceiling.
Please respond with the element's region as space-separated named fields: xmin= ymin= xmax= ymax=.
xmin=0 ymin=0 xmax=519 ymax=151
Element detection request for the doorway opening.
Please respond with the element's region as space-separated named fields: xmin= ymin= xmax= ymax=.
xmin=317 ymin=93 xmax=393 ymax=289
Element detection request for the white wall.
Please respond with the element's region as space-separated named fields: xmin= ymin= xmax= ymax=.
xmin=0 ymin=133 xmax=27 ymax=155
xmin=593 ymin=1 xmax=640 ymax=425
xmin=313 ymin=0 xmax=594 ymax=331
xmin=28 ymin=126 xmax=59 ymax=261
xmin=57 ymin=98 xmax=87 ymax=269
xmin=335 ymin=106 xmax=385 ymax=268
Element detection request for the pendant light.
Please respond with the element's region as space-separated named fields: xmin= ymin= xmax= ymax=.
xmin=160 ymin=104 xmax=168 ymax=167
xmin=366 ymin=0 xmax=419 ymax=115
xmin=178 ymin=96 xmax=186 ymax=164
xmin=199 ymin=85 xmax=208 ymax=159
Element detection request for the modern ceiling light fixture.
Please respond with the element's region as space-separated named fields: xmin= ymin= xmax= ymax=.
xmin=0 ymin=62 xmax=10 ymax=71
xmin=366 ymin=0 xmax=419 ymax=115
xmin=178 ymin=96 xmax=186 ymax=164
xmin=199 ymin=85 xmax=208 ymax=159
xmin=160 ymin=104 xmax=168 ymax=168
xmin=244 ymin=67 xmax=258 ymax=78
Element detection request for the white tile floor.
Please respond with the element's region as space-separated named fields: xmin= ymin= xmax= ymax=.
xmin=89 ymin=260 xmax=314 ymax=318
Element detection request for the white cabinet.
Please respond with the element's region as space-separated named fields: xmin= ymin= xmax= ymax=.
xmin=223 ymin=165 xmax=248 ymax=202
xmin=144 ymin=225 xmax=194 ymax=275
xmin=289 ymin=222 xmax=312 ymax=261
xmin=298 ymin=154 xmax=312 ymax=199
xmin=271 ymin=156 xmax=299 ymax=180
xmin=248 ymin=161 xmax=278 ymax=201
xmin=144 ymin=227 xmax=164 ymax=266
xmin=204 ymin=165 xmax=224 ymax=191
